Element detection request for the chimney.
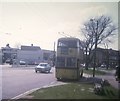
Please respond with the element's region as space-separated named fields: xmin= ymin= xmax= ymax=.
xmin=31 ymin=44 xmax=33 ymax=46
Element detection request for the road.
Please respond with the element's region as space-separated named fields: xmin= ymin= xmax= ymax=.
xmin=2 ymin=64 xmax=57 ymax=99
xmin=2 ymin=65 xmax=119 ymax=99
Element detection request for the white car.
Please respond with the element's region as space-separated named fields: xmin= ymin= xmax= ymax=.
xmin=100 ymin=64 xmax=106 ymax=68
xmin=35 ymin=63 xmax=51 ymax=73
xmin=19 ymin=60 xmax=26 ymax=65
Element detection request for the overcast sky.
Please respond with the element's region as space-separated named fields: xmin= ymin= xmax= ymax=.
xmin=0 ymin=0 xmax=118 ymax=50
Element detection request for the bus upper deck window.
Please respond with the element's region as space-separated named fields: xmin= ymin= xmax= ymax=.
xmin=58 ymin=42 xmax=67 ymax=47
xmin=58 ymin=40 xmax=77 ymax=48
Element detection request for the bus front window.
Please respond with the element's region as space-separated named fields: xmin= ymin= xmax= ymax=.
xmin=58 ymin=40 xmax=77 ymax=48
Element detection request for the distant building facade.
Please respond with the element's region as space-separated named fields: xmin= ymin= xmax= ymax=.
xmin=1 ymin=44 xmax=18 ymax=63
xmin=91 ymin=48 xmax=119 ymax=68
xmin=17 ymin=45 xmax=43 ymax=65
xmin=0 ymin=49 xmax=2 ymax=64
xmin=42 ymin=49 xmax=55 ymax=66
xmin=1 ymin=44 xmax=55 ymax=66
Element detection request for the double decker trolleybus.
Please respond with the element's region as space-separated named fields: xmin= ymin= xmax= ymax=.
xmin=55 ymin=37 xmax=84 ymax=80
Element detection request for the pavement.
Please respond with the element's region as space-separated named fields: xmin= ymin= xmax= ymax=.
xmin=83 ymin=70 xmax=119 ymax=89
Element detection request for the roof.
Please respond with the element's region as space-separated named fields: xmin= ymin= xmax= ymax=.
xmin=58 ymin=37 xmax=80 ymax=41
xmin=21 ymin=45 xmax=41 ymax=51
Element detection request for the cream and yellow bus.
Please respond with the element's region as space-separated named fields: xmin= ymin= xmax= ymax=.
xmin=55 ymin=37 xmax=84 ymax=80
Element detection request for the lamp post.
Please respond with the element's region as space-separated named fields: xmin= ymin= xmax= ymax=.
xmin=104 ymin=43 xmax=109 ymax=69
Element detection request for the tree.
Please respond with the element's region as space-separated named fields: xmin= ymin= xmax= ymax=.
xmin=80 ymin=36 xmax=95 ymax=70
xmin=81 ymin=15 xmax=117 ymax=77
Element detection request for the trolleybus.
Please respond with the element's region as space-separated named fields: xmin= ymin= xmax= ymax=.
xmin=55 ymin=37 xmax=84 ymax=80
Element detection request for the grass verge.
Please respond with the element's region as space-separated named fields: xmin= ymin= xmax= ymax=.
xmin=22 ymin=83 xmax=119 ymax=99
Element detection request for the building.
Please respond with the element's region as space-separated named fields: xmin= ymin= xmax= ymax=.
xmin=42 ymin=49 xmax=55 ymax=66
xmin=1 ymin=44 xmax=55 ymax=66
xmin=91 ymin=48 xmax=119 ymax=68
xmin=0 ymin=49 xmax=2 ymax=64
xmin=17 ymin=44 xmax=55 ymax=65
xmin=17 ymin=44 xmax=43 ymax=65
xmin=1 ymin=44 xmax=18 ymax=63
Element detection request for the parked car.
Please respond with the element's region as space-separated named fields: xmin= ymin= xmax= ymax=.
xmin=100 ymin=64 xmax=106 ymax=68
xmin=28 ymin=61 xmax=35 ymax=65
xmin=115 ymin=65 xmax=120 ymax=82
xmin=35 ymin=63 xmax=51 ymax=73
xmin=19 ymin=60 xmax=26 ymax=65
xmin=34 ymin=61 xmax=39 ymax=65
xmin=6 ymin=59 xmax=13 ymax=65
xmin=80 ymin=64 xmax=85 ymax=68
xmin=5 ymin=59 xmax=11 ymax=63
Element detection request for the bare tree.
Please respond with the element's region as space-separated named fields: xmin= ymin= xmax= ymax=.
xmin=81 ymin=15 xmax=117 ymax=77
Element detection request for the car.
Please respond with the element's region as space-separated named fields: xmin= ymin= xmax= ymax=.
xmin=80 ymin=64 xmax=85 ymax=68
xmin=28 ymin=61 xmax=35 ymax=65
xmin=35 ymin=63 xmax=51 ymax=73
xmin=19 ymin=60 xmax=26 ymax=65
xmin=6 ymin=59 xmax=13 ymax=65
xmin=5 ymin=59 xmax=11 ymax=63
xmin=34 ymin=61 xmax=39 ymax=65
xmin=115 ymin=65 xmax=120 ymax=82
xmin=100 ymin=64 xmax=106 ymax=68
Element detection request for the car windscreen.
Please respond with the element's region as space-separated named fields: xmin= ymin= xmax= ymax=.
xmin=40 ymin=64 xmax=48 ymax=67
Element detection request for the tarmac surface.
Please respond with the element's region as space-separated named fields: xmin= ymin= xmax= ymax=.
xmin=14 ymin=70 xmax=120 ymax=99
xmin=1 ymin=65 xmax=119 ymax=100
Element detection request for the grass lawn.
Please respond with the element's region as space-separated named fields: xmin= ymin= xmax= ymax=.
xmin=83 ymin=69 xmax=106 ymax=75
xmin=22 ymin=83 xmax=119 ymax=99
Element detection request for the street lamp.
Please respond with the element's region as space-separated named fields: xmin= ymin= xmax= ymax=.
xmin=104 ymin=43 xmax=109 ymax=69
